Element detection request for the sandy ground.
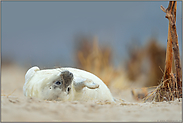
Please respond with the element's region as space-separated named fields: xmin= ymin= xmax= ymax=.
xmin=1 ymin=64 xmax=182 ymax=122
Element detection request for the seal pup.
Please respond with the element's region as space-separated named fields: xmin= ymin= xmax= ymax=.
xmin=23 ymin=66 xmax=114 ymax=102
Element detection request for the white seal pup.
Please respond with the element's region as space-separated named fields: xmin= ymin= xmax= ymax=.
xmin=23 ymin=66 xmax=114 ymax=102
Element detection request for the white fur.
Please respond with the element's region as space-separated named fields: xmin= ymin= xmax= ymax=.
xmin=23 ymin=66 xmax=114 ymax=102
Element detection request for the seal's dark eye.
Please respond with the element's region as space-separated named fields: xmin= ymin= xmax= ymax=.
xmin=55 ymin=81 xmax=61 ymax=85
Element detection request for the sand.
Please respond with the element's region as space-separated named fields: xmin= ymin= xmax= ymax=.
xmin=1 ymin=64 xmax=182 ymax=122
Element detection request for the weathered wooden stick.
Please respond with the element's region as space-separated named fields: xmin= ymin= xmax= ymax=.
xmin=145 ymin=1 xmax=182 ymax=102
xmin=170 ymin=17 xmax=182 ymax=94
xmin=161 ymin=1 xmax=182 ymax=96
xmin=160 ymin=2 xmax=175 ymax=82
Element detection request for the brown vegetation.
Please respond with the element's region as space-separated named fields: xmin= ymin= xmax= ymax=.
xmin=144 ymin=1 xmax=182 ymax=102
xmin=74 ymin=35 xmax=167 ymax=96
xmin=75 ymin=36 xmax=120 ymax=86
xmin=126 ymin=38 xmax=166 ymax=87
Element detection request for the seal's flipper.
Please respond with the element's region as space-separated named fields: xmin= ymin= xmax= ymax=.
xmin=73 ymin=77 xmax=99 ymax=91
xmin=24 ymin=66 xmax=40 ymax=96
xmin=25 ymin=66 xmax=40 ymax=84
xmin=84 ymin=82 xmax=99 ymax=89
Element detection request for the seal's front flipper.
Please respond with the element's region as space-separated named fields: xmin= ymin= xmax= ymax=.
xmin=84 ymin=81 xmax=99 ymax=89
xmin=25 ymin=66 xmax=40 ymax=84
xmin=24 ymin=66 xmax=40 ymax=96
xmin=73 ymin=77 xmax=99 ymax=91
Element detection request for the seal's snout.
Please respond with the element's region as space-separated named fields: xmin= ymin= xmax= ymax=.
xmin=61 ymin=70 xmax=73 ymax=90
xmin=69 ymin=72 xmax=73 ymax=78
xmin=61 ymin=70 xmax=73 ymax=78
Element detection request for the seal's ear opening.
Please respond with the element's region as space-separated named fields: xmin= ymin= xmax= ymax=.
xmin=25 ymin=66 xmax=40 ymax=84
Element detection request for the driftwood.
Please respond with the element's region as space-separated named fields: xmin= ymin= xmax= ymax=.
xmin=144 ymin=1 xmax=182 ymax=102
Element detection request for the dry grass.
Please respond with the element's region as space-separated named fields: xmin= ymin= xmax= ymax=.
xmin=75 ymin=36 xmax=120 ymax=86
xmin=74 ymin=35 xmax=168 ymax=99
xmin=126 ymin=38 xmax=166 ymax=87
xmin=143 ymin=74 xmax=181 ymax=102
xmin=1 ymin=89 xmax=17 ymax=97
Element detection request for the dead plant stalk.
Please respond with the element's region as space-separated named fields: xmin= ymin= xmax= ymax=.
xmin=144 ymin=1 xmax=182 ymax=102
xmin=161 ymin=1 xmax=182 ymax=94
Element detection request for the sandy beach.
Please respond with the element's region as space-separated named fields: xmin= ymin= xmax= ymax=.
xmin=1 ymin=64 xmax=182 ymax=122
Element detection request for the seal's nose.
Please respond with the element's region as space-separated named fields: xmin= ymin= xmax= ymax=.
xmin=61 ymin=70 xmax=73 ymax=78
xmin=69 ymin=72 xmax=73 ymax=78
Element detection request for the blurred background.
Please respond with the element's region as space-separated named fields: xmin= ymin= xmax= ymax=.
xmin=1 ymin=1 xmax=182 ymax=97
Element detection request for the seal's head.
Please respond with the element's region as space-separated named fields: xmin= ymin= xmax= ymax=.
xmin=23 ymin=66 xmax=74 ymax=101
